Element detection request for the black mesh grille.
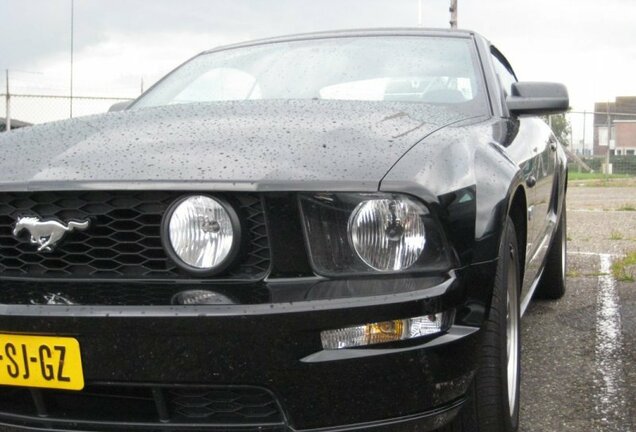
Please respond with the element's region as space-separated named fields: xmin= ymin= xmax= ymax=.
xmin=0 ymin=385 xmax=285 ymax=430
xmin=0 ymin=191 xmax=270 ymax=280
xmin=168 ymin=387 xmax=282 ymax=423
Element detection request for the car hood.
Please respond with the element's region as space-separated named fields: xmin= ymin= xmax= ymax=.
xmin=0 ymin=100 xmax=474 ymax=191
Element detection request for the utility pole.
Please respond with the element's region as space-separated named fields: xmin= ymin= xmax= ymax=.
xmin=5 ymin=70 xmax=10 ymax=132
xmin=70 ymin=0 xmax=74 ymax=118
xmin=450 ymin=0 xmax=458 ymax=29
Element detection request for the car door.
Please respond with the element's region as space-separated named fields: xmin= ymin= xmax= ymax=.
xmin=522 ymin=120 xmax=557 ymax=300
xmin=490 ymin=48 xmax=556 ymax=295
xmin=533 ymin=131 xmax=558 ymax=251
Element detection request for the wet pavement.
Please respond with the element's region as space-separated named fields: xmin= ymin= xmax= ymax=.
xmin=519 ymin=183 xmax=636 ymax=431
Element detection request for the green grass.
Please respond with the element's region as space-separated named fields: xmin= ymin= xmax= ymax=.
xmin=587 ymin=271 xmax=610 ymax=277
xmin=612 ymin=251 xmax=636 ymax=282
xmin=610 ymin=231 xmax=624 ymax=240
xmin=566 ymin=270 xmax=609 ymax=278
xmin=568 ymin=172 xmax=631 ymax=181
xmin=617 ymin=204 xmax=636 ymax=211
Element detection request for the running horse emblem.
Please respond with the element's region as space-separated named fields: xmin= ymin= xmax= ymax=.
xmin=12 ymin=216 xmax=90 ymax=252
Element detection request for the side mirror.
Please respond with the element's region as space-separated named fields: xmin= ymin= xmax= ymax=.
xmin=108 ymin=101 xmax=132 ymax=112
xmin=506 ymin=82 xmax=569 ymax=116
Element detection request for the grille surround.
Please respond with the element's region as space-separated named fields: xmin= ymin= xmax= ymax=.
xmin=0 ymin=384 xmax=286 ymax=431
xmin=0 ymin=191 xmax=271 ymax=281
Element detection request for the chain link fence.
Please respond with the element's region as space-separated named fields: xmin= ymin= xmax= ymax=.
xmin=1 ymin=93 xmax=134 ymax=130
xmin=552 ymin=109 xmax=636 ymax=176
xmin=570 ymin=155 xmax=636 ymax=175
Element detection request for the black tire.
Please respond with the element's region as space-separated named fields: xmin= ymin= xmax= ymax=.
xmin=443 ymin=217 xmax=521 ymax=432
xmin=534 ymin=206 xmax=567 ymax=300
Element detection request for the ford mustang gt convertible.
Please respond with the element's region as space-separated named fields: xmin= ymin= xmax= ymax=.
xmin=0 ymin=29 xmax=568 ymax=432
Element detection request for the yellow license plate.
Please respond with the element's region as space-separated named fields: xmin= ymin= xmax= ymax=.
xmin=0 ymin=333 xmax=84 ymax=391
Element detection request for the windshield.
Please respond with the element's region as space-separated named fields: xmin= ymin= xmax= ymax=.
xmin=133 ymin=36 xmax=488 ymax=114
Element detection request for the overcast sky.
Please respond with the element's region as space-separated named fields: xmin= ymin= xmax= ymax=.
xmin=1 ymin=0 xmax=635 ymax=114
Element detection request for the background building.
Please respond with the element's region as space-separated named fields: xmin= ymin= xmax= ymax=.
xmin=593 ymin=96 xmax=636 ymax=156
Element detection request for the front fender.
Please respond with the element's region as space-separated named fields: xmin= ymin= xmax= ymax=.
xmin=380 ymin=118 xmax=525 ymax=268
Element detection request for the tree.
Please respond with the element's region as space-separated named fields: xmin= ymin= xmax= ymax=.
xmin=542 ymin=113 xmax=572 ymax=146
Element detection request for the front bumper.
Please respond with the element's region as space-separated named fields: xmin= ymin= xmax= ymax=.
xmin=0 ymin=261 xmax=496 ymax=431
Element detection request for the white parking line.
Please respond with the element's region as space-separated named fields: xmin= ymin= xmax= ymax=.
xmin=594 ymin=254 xmax=632 ymax=431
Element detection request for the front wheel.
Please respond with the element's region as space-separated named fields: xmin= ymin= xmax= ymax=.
xmin=446 ymin=216 xmax=521 ymax=432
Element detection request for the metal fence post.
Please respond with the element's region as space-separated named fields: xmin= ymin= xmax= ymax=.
xmin=582 ymin=110 xmax=586 ymax=156
xmin=5 ymin=69 xmax=10 ymax=132
xmin=606 ymin=102 xmax=611 ymax=175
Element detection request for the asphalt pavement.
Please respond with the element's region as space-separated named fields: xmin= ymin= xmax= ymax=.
xmin=520 ymin=181 xmax=636 ymax=432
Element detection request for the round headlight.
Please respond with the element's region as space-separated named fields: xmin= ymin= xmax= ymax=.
xmin=163 ymin=195 xmax=240 ymax=274
xmin=348 ymin=198 xmax=426 ymax=272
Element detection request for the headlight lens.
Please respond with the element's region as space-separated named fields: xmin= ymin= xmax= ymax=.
xmin=299 ymin=193 xmax=450 ymax=276
xmin=165 ymin=195 xmax=239 ymax=273
xmin=348 ymin=198 xmax=426 ymax=271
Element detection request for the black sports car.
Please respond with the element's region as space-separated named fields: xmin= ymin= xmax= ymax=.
xmin=0 ymin=29 xmax=568 ymax=432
